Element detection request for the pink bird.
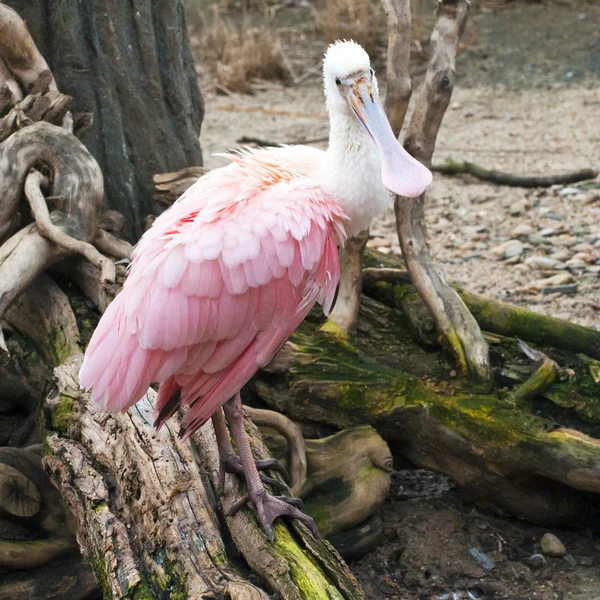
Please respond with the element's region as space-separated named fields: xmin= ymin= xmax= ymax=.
xmin=79 ymin=41 xmax=432 ymax=540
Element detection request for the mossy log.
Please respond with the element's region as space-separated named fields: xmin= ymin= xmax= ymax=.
xmin=42 ymin=355 xmax=364 ymax=600
xmin=249 ymin=248 xmax=600 ymax=525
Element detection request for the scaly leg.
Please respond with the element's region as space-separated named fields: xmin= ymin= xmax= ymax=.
xmin=222 ymin=394 xmax=320 ymax=542
xmin=211 ymin=407 xmax=288 ymax=495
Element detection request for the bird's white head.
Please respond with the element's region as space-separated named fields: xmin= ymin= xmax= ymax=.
xmin=322 ymin=40 xmax=432 ymax=199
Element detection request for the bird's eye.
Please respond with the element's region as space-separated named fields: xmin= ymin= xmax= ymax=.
xmin=370 ymin=68 xmax=375 ymax=76
xmin=335 ymin=77 xmax=342 ymax=86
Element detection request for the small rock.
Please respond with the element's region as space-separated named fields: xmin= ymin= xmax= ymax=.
xmin=509 ymin=200 xmax=529 ymax=216
xmin=550 ymin=249 xmax=573 ymax=262
xmin=555 ymin=235 xmax=578 ymax=247
xmin=559 ymin=186 xmax=580 ymax=196
xmin=512 ymin=223 xmax=535 ymax=237
xmin=529 ymin=272 xmax=575 ymax=292
xmin=566 ymin=258 xmax=587 ymax=269
xmin=525 ymin=256 xmax=558 ymax=270
xmin=541 ymin=533 xmax=567 ymax=557
xmin=540 ymin=227 xmax=555 ymax=237
xmin=504 ymin=240 xmax=523 ymax=258
xmin=541 ymin=284 xmax=578 ymax=296
xmin=587 ymin=265 xmax=600 ymax=274
xmin=377 ymin=246 xmax=392 ymax=255
xmin=527 ymin=234 xmax=545 ymax=246
xmin=451 ymin=101 xmax=461 ymax=110
xmin=572 ymin=242 xmax=594 ymax=253
xmin=571 ymin=252 xmax=596 ymax=264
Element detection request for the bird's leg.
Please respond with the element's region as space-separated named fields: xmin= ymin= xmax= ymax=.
xmin=211 ymin=407 xmax=288 ymax=495
xmin=222 ymin=393 xmax=320 ymax=542
xmin=327 ymin=228 xmax=369 ymax=333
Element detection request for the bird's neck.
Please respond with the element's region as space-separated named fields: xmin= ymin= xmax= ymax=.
xmin=324 ymin=109 xmax=390 ymax=237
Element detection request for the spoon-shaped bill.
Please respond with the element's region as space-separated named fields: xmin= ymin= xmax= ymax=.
xmin=347 ymin=80 xmax=433 ymax=198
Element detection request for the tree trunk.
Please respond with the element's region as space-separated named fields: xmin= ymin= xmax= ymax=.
xmin=4 ymin=0 xmax=204 ymax=240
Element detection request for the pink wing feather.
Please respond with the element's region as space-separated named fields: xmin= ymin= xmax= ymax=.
xmin=79 ymin=149 xmax=347 ymax=439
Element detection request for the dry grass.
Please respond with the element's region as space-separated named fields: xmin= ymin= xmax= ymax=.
xmin=196 ymin=8 xmax=287 ymax=94
xmin=319 ymin=0 xmax=383 ymax=57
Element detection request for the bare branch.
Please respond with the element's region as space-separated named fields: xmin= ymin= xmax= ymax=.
xmin=381 ymin=0 xmax=413 ymax=136
xmin=394 ymin=0 xmax=493 ymax=388
xmin=93 ymin=229 xmax=133 ymax=260
xmin=24 ymin=169 xmax=115 ymax=283
xmin=433 ymin=160 xmax=599 ymax=187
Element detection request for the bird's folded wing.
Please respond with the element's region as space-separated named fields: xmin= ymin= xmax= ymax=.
xmin=79 ymin=167 xmax=346 ymax=436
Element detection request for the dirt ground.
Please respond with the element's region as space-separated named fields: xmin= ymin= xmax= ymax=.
xmin=190 ymin=0 xmax=600 ymax=597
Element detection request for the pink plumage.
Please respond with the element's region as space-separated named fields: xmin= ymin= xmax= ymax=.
xmin=79 ymin=147 xmax=347 ymax=439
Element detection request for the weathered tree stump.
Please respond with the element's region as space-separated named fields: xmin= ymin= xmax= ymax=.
xmin=3 ymin=0 xmax=204 ymax=240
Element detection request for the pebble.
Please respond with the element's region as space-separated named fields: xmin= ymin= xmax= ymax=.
xmin=525 ymin=256 xmax=558 ymax=270
xmin=525 ymin=272 xmax=575 ymax=293
xmin=554 ymin=235 xmax=578 ymax=247
xmin=572 ymin=242 xmax=594 ymax=253
xmin=490 ymin=239 xmax=524 ymax=259
xmin=566 ymin=259 xmax=588 ymax=269
xmin=550 ymin=249 xmax=573 ymax=262
xmin=512 ymin=223 xmax=535 ymax=237
xmin=572 ymin=252 xmax=596 ymax=264
xmin=527 ymin=234 xmax=545 ymax=246
xmin=559 ymin=186 xmax=580 ymax=196
xmin=540 ymin=227 xmax=555 ymax=237
xmin=541 ymin=284 xmax=578 ymax=295
xmin=541 ymin=533 xmax=567 ymax=557
xmin=509 ymin=200 xmax=529 ymax=216
xmin=377 ymin=246 xmax=392 ymax=255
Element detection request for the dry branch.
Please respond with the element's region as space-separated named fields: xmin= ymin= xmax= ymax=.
xmin=432 ymin=159 xmax=599 ymax=187
xmin=381 ymin=0 xmax=413 ymax=136
xmin=24 ymin=169 xmax=115 ymax=283
xmin=393 ymin=0 xmax=493 ymax=389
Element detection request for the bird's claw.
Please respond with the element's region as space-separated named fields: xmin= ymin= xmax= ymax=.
xmin=226 ymin=489 xmax=318 ymax=542
xmin=217 ymin=453 xmax=289 ymax=495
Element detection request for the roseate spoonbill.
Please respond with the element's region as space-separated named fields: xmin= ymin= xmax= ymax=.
xmin=79 ymin=40 xmax=432 ymax=540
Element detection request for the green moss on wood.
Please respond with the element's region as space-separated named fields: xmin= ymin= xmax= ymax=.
xmin=272 ymin=525 xmax=344 ymax=600
xmin=49 ymin=325 xmax=77 ymax=366
xmin=49 ymin=395 xmax=76 ymax=434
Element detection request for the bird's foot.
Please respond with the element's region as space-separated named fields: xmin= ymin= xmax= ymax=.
xmin=217 ymin=452 xmax=289 ymax=495
xmin=227 ymin=487 xmax=320 ymax=542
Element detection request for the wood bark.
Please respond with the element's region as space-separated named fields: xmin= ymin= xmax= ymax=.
xmin=381 ymin=0 xmax=413 ymax=137
xmin=391 ymin=0 xmax=493 ymax=389
xmin=44 ymin=355 xmax=365 ymax=600
xmin=4 ymin=0 xmax=204 ymax=240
